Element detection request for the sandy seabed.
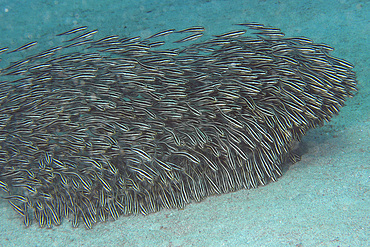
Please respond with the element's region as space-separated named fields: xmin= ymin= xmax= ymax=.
xmin=0 ymin=0 xmax=368 ymax=246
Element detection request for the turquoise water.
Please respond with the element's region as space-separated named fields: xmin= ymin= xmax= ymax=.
xmin=0 ymin=0 xmax=368 ymax=246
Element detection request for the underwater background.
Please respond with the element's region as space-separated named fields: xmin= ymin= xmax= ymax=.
xmin=0 ymin=0 xmax=368 ymax=246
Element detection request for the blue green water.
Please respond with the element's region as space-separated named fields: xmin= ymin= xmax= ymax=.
xmin=0 ymin=0 xmax=368 ymax=246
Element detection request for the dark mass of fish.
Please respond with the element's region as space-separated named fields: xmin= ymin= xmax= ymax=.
xmin=0 ymin=23 xmax=357 ymax=229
